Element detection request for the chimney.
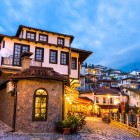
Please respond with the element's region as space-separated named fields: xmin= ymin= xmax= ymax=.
xmin=21 ymin=52 xmax=33 ymax=70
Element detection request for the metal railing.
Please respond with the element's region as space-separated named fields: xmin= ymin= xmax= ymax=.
xmin=111 ymin=113 xmax=140 ymax=131
xmin=30 ymin=59 xmax=42 ymax=67
xmin=1 ymin=56 xmax=42 ymax=67
xmin=2 ymin=56 xmax=13 ymax=65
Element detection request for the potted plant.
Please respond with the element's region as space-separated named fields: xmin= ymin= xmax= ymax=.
xmin=62 ymin=119 xmax=71 ymax=135
xmin=67 ymin=115 xmax=80 ymax=134
xmin=55 ymin=112 xmax=86 ymax=134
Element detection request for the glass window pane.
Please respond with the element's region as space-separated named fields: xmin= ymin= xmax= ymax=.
xmin=33 ymin=89 xmax=47 ymax=121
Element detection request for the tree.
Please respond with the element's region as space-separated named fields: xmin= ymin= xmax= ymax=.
xmin=125 ymin=102 xmax=129 ymax=114
xmin=133 ymin=105 xmax=138 ymax=114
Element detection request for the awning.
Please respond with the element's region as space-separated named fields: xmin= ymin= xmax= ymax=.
xmin=64 ymin=86 xmax=91 ymax=104
xmin=71 ymin=97 xmax=91 ymax=104
xmin=98 ymin=105 xmax=119 ymax=109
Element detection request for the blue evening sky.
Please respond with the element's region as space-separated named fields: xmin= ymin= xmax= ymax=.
xmin=0 ymin=0 xmax=140 ymax=72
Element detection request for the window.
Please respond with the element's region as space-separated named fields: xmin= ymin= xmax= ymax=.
xmin=26 ymin=31 xmax=36 ymax=40
xmin=57 ymin=37 xmax=64 ymax=45
xmin=103 ymin=97 xmax=106 ymax=104
xmin=33 ymin=88 xmax=48 ymax=121
xmin=13 ymin=43 xmax=30 ymax=66
xmin=110 ymin=98 xmax=113 ymax=104
xmin=35 ymin=47 xmax=44 ymax=62
xmin=39 ymin=34 xmax=48 ymax=42
xmin=71 ymin=57 xmax=77 ymax=69
xmin=49 ymin=49 xmax=58 ymax=64
xmin=60 ymin=51 xmax=68 ymax=65
xmin=96 ymin=97 xmax=99 ymax=103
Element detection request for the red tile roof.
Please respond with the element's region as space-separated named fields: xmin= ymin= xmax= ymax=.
xmin=93 ymin=87 xmax=120 ymax=95
xmin=98 ymin=79 xmax=117 ymax=82
xmin=79 ymin=89 xmax=93 ymax=94
xmin=10 ymin=66 xmax=68 ymax=82
xmin=0 ymin=77 xmax=9 ymax=85
xmin=0 ymin=66 xmax=68 ymax=86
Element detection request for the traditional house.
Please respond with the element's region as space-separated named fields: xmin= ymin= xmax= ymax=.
xmin=122 ymin=87 xmax=140 ymax=108
xmin=92 ymin=87 xmax=127 ymax=115
xmin=97 ymin=79 xmax=118 ymax=88
xmin=0 ymin=25 xmax=92 ymax=132
xmin=76 ymin=86 xmax=128 ymax=116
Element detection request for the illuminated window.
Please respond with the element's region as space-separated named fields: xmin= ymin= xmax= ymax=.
xmin=96 ymin=97 xmax=99 ymax=103
xmin=110 ymin=98 xmax=113 ymax=104
xmin=33 ymin=89 xmax=48 ymax=121
xmin=103 ymin=97 xmax=106 ymax=104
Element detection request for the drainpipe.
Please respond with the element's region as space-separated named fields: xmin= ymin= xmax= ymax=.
xmin=12 ymin=80 xmax=17 ymax=132
xmin=62 ymin=83 xmax=64 ymax=120
xmin=68 ymin=47 xmax=71 ymax=86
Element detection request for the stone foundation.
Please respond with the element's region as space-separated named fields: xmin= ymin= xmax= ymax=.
xmin=0 ymin=86 xmax=14 ymax=128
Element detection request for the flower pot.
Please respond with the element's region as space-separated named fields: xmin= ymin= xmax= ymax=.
xmin=63 ymin=128 xmax=71 ymax=135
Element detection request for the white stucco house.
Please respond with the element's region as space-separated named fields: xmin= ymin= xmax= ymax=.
xmin=0 ymin=25 xmax=92 ymax=84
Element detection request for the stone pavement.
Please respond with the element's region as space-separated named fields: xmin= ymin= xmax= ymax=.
xmin=0 ymin=117 xmax=139 ymax=140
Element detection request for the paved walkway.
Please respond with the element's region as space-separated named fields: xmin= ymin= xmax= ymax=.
xmin=0 ymin=117 xmax=139 ymax=140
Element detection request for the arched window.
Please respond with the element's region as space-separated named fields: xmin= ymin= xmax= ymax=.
xmin=33 ymin=88 xmax=48 ymax=121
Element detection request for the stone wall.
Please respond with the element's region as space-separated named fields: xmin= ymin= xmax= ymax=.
xmin=0 ymin=86 xmax=14 ymax=128
xmin=16 ymin=79 xmax=63 ymax=133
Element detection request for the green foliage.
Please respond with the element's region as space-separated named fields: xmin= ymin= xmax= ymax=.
xmin=110 ymin=76 xmax=117 ymax=80
xmin=133 ymin=105 xmax=138 ymax=114
xmin=66 ymin=115 xmax=80 ymax=129
xmin=62 ymin=119 xmax=72 ymax=128
xmin=55 ymin=114 xmax=82 ymax=129
xmin=125 ymin=102 xmax=129 ymax=114
xmin=55 ymin=120 xmax=64 ymax=127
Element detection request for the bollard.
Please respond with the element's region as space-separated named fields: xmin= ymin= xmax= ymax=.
xmin=114 ymin=113 xmax=117 ymax=121
xmin=137 ymin=115 xmax=140 ymax=132
xmin=126 ymin=114 xmax=129 ymax=126
xmin=120 ymin=113 xmax=122 ymax=123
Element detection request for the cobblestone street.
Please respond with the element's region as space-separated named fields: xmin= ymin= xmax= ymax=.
xmin=0 ymin=117 xmax=139 ymax=140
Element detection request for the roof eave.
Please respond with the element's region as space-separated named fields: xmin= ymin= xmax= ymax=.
xmin=10 ymin=76 xmax=68 ymax=82
xmin=15 ymin=25 xmax=74 ymax=41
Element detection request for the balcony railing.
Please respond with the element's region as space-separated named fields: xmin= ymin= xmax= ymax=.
xmin=1 ymin=56 xmax=42 ymax=67
xmin=30 ymin=59 xmax=42 ymax=67
xmin=85 ymin=79 xmax=94 ymax=83
xmin=2 ymin=56 xmax=13 ymax=65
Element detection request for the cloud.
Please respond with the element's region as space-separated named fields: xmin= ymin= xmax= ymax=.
xmin=0 ymin=0 xmax=140 ymax=71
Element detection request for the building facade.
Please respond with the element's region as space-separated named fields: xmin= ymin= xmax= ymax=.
xmin=0 ymin=25 xmax=92 ymax=132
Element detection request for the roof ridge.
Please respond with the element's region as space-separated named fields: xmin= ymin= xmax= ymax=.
xmin=15 ymin=25 xmax=74 ymax=40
